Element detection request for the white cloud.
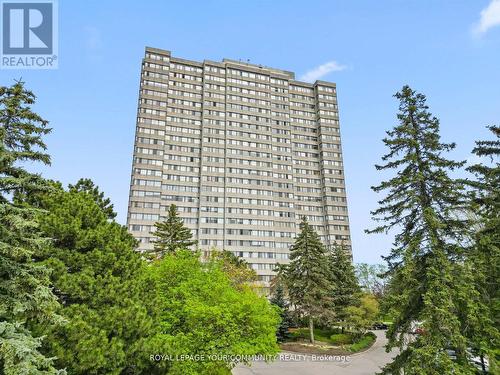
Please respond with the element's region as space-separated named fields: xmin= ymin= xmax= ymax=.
xmin=300 ymin=61 xmax=347 ymax=82
xmin=83 ymin=26 xmax=103 ymax=63
xmin=84 ymin=26 xmax=103 ymax=51
xmin=473 ymin=0 xmax=500 ymax=35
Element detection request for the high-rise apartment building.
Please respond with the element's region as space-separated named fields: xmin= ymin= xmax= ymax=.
xmin=127 ymin=47 xmax=351 ymax=283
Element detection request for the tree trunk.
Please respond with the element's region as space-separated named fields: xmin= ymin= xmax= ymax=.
xmin=309 ymin=316 xmax=315 ymax=344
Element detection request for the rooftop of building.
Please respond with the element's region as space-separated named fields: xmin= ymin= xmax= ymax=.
xmin=144 ymin=47 xmax=336 ymax=88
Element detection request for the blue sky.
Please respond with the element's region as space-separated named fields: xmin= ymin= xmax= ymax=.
xmin=1 ymin=0 xmax=499 ymax=264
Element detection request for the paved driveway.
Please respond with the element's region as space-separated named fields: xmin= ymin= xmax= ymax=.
xmin=233 ymin=331 xmax=397 ymax=375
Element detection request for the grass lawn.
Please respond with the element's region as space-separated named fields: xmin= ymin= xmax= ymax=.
xmin=289 ymin=327 xmax=338 ymax=344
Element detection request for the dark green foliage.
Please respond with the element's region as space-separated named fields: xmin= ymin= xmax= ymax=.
xmin=329 ymin=333 xmax=353 ymax=345
xmin=68 ymin=178 xmax=116 ymax=219
xmin=269 ymin=283 xmax=292 ymax=342
xmin=29 ymin=183 xmax=163 ymax=374
xmin=150 ymin=204 xmax=197 ymax=258
xmin=151 ymin=250 xmax=280 ymax=375
xmin=464 ymin=126 xmax=500 ymax=371
xmin=348 ymin=332 xmax=376 ymax=352
xmin=0 ymin=81 xmax=63 ymax=374
xmin=280 ymin=217 xmax=332 ymax=344
xmin=328 ymin=244 xmax=360 ymax=329
xmin=214 ymin=249 xmax=247 ymax=268
xmin=289 ymin=327 xmax=338 ymax=344
xmin=289 ymin=328 xmax=374 ymax=352
xmin=367 ymin=86 xmax=477 ymax=374
xmin=344 ymin=294 xmax=379 ymax=338
xmin=467 ymin=125 xmax=499 ymax=309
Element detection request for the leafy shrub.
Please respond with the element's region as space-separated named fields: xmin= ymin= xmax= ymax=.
xmin=290 ymin=328 xmax=336 ymax=343
xmin=152 ymin=250 xmax=280 ymax=374
xmin=329 ymin=333 xmax=353 ymax=345
xmin=348 ymin=332 xmax=376 ymax=352
xmin=290 ymin=328 xmax=363 ymax=347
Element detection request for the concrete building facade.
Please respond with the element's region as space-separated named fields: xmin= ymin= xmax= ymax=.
xmin=127 ymin=47 xmax=351 ymax=283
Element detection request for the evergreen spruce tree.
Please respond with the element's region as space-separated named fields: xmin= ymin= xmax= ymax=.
xmin=464 ymin=125 xmax=500 ymax=372
xmin=269 ymin=282 xmax=292 ymax=342
xmin=68 ymin=178 xmax=116 ymax=219
xmin=281 ymin=217 xmax=332 ymax=344
xmin=150 ymin=204 xmax=197 ymax=258
xmin=29 ymin=183 xmax=164 ymax=374
xmin=367 ymin=86 xmax=475 ymax=374
xmin=329 ymin=244 xmax=360 ymax=332
xmin=0 ymin=82 xmax=63 ymax=374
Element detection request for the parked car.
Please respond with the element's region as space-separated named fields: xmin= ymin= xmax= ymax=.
xmin=371 ymin=322 xmax=388 ymax=330
xmin=412 ymin=327 xmax=426 ymax=335
xmin=410 ymin=320 xmax=424 ymax=335
xmin=445 ymin=347 xmax=490 ymax=374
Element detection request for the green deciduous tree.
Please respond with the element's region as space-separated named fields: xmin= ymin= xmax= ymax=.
xmin=151 ymin=250 xmax=280 ymax=375
xmin=150 ymin=204 xmax=197 ymax=258
xmin=367 ymin=86 xmax=476 ymax=374
xmin=208 ymin=249 xmax=257 ymax=288
xmin=0 ymin=81 xmax=63 ymax=374
xmin=345 ymin=294 xmax=379 ymax=338
xmin=280 ymin=217 xmax=332 ymax=344
xmin=28 ymin=183 xmax=163 ymax=374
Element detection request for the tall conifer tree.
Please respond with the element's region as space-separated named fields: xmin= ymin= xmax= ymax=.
xmin=367 ymin=86 xmax=475 ymax=374
xmin=328 ymin=244 xmax=360 ymax=331
xmin=150 ymin=204 xmax=197 ymax=258
xmin=68 ymin=178 xmax=116 ymax=219
xmin=0 ymin=82 xmax=63 ymax=374
xmin=281 ymin=217 xmax=332 ymax=344
xmin=269 ymin=282 xmax=292 ymax=342
xmin=464 ymin=126 xmax=500 ymax=372
xmin=30 ymin=183 xmax=163 ymax=374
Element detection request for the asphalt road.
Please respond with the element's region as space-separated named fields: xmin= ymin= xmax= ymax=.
xmin=233 ymin=331 xmax=397 ymax=375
